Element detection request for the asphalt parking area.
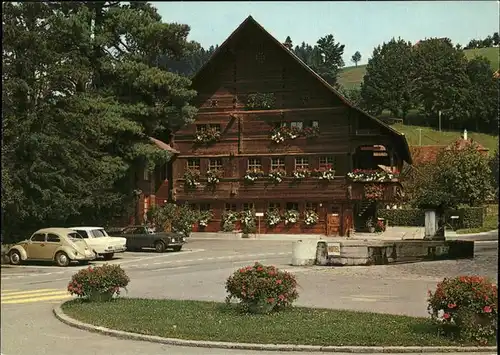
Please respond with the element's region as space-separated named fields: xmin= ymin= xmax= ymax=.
xmin=0 ymin=248 xmax=206 ymax=276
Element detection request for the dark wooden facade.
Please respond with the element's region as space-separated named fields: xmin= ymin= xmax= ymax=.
xmin=137 ymin=16 xmax=412 ymax=236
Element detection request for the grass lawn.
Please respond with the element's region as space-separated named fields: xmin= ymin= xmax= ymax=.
xmin=390 ymin=123 xmax=499 ymax=152
xmin=62 ymin=298 xmax=490 ymax=346
xmin=456 ymin=206 xmax=498 ymax=234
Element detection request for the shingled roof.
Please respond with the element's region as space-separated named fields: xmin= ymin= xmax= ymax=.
xmin=191 ymin=16 xmax=412 ymax=164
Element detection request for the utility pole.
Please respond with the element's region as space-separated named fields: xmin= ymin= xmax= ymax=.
xmin=417 ymin=128 xmax=423 ymax=146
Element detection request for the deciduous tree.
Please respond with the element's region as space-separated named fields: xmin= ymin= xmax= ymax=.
xmin=351 ymin=51 xmax=361 ymax=67
xmin=360 ymin=38 xmax=415 ymax=118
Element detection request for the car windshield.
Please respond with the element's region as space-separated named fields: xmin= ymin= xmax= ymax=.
xmin=91 ymin=229 xmax=107 ymax=238
xmin=68 ymin=232 xmax=83 ymax=240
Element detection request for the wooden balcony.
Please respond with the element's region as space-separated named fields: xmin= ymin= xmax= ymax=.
xmin=348 ymin=181 xmax=402 ymax=201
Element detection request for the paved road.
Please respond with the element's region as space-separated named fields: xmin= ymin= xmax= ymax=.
xmin=1 ymin=239 xmax=497 ymax=355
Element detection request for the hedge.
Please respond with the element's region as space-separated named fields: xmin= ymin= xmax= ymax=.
xmin=377 ymin=207 xmax=485 ymax=229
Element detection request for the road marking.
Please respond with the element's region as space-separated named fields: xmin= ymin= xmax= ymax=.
xmin=1 ymin=288 xmax=72 ymax=305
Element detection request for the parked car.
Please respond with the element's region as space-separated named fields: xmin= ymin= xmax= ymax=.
xmin=111 ymin=225 xmax=186 ymax=253
xmin=69 ymin=226 xmax=127 ymax=260
xmin=8 ymin=228 xmax=96 ymax=267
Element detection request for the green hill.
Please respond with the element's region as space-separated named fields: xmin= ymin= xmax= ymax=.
xmin=338 ymin=47 xmax=499 ymax=89
xmin=389 ymin=123 xmax=498 ymax=153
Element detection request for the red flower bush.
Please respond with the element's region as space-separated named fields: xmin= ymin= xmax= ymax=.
xmin=427 ymin=276 xmax=497 ymax=344
xmin=225 ymin=262 xmax=299 ymax=314
xmin=68 ymin=264 xmax=130 ymax=301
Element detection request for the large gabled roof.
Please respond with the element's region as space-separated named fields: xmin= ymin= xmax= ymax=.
xmin=191 ymin=16 xmax=412 ymax=164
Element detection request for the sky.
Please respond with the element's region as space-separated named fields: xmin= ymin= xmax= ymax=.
xmin=154 ymin=1 xmax=499 ymax=66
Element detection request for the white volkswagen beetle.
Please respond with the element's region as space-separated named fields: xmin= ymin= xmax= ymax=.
xmin=70 ymin=227 xmax=127 ymax=260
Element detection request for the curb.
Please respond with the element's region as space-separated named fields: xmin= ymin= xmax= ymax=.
xmin=53 ymin=301 xmax=497 ymax=353
xmin=454 ymin=230 xmax=498 ymax=237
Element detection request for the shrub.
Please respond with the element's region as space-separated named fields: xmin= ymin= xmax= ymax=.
xmin=225 ymin=262 xmax=299 ymax=314
xmin=427 ymin=276 xmax=497 ymax=344
xmin=68 ymin=264 xmax=130 ymax=301
xmin=377 ymin=207 xmax=486 ymax=228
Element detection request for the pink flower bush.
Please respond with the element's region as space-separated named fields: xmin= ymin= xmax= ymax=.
xmin=427 ymin=275 xmax=497 ymax=344
xmin=225 ymin=262 xmax=299 ymax=314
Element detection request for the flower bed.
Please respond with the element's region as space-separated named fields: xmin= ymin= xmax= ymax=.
xmin=221 ymin=211 xmax=239 ymax=232
xmin=347 ymin=169 xmax=398 ymax=182
xmin=304 ymin=210 xmax=319 ymax=226
xmin=284 ymin=209 xmax=300 ymax=225
xmin=427 ymin=276 xmax=497 ymax=344
xmin=198 ymin=210 xmax=213 ymax=227
xmin=67 ymin=264 xmax=130 ymax=302
xmin=225 ymin=262 xmax=299 ymax=314
xmin=265 ymin=208 xmax=281 ymax=227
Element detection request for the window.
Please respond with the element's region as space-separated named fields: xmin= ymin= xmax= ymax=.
xmin=200 ymin=203 xmax=211 ymax=211
xmin=91 ymin=229 xmax=106 ymax=238
xmin=46 ymin=234 xmax=61 ymax=243
xmin=294 ymin=157 xmax=309 ymax=169
xmin=268 ymin=202 xmax=280 ymax=210
xmin=225 ymin=203 xmax=237 ymax=211
xmin=210 ymin=99 xmax=218 ymax=107
xmin=74 ymin=230 xmax=89 ymax=239
xmin=196 ymin=124 xmax=207 ymax=132
xmin=123 ymin=227 xmax=137 ymax=235
xmin=68 ymin=232 xmax=83 ymax=239
xmin=331 ymin=205 xmax=341 ymax=214
xmin=248 ymin=158 xmax=262 ymax=170
xmin=319 ymin=156 xmax=335 ymax=169
xmin=143 ymin=168 xmax=150 ymax=181
xmin=286 ymin=202 xmax=299 ymax=211
xmin=305 ymin=202 xmax=318 ymax=212
xmin=30 ymin=234 xmax=45 ymax=242
xmin=208 ymin=158 xmax=223 ymax=170
xmin=271 ymin=157 xmax=285 ymax=170
xmin=309 ymin=120 xmax=319 ymax=128
xmin=243 ymin=203 xmax=255 ymax=211
xmin=189 ymin=203 xmax=198 ymax=211
xmin=290 ymin=121 xmax=303 ymax=129
xmin=209 ymin=124 xmax=221 ymax=132
xmin=187 ymin=158 xmax=200 ymax=170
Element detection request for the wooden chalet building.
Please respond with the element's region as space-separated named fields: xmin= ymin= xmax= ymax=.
xmin=137 ymin=16 xmax=412 ymax=236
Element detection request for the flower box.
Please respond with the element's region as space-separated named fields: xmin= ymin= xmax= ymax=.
xmin=206 ymin=169 xmax=223 ymax=185
xmin=292 ymin=168 xmax=310 ymax=181
xmin=302 ymin=126 xmax=320 ymax=138
xmin=184 ymin=169 xmax=201 ymax=188
xmin=244 ymin=168 xmax=265 ymax=184
xmin=311 ymin=165 xmax=335 ymax=181
xmin=268 ymin=168 xmax=286 ymax=184
xmin=364 ymin=184 xmax=385 ymax=200
xmin=194 ymin=127 xmax=221 ymax=145
xmin=246 ymin=93 xmax=276 ymax=110
xmin=347 ymin=169 xmax=398 ymax=182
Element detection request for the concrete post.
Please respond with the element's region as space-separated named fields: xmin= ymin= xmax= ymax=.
xmin=424 ymin=210 xmax=437 ymax=239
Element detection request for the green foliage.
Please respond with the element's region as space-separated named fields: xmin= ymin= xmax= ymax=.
xmin=351 ymin=51 xmax=361 ymax=67
xmin=361 ymin=38 xmax=415 ymax=118
xmin=377 ymin=207 xmax=485 ymax=228
xmin=409 ymin=144 xmax=494 ymax=209
xmin=1 ymin=2 xmax=197 ymax=240
xmin=67 ymin=264 xmax=130 ymax=301
xmin=172 ymin=203 xmax=200 ymax=238
xmin=240 ymin=210 xmax=256 ymax=235
xmin=225 ymin=262 xmax=299 ymax=314
xmin=489 ymin=147 xmax=499 ymax=199
xmin=221 ymin=210 xmax=239 ymax=232
xmin=427 ymin=276 xmax=497 ymax=344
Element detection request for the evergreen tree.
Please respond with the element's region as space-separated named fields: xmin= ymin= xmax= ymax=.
xmin=2 ymin=2 xmax=197 ymax=240
xmin=283 ymin=36 xmax=293 ymax=50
